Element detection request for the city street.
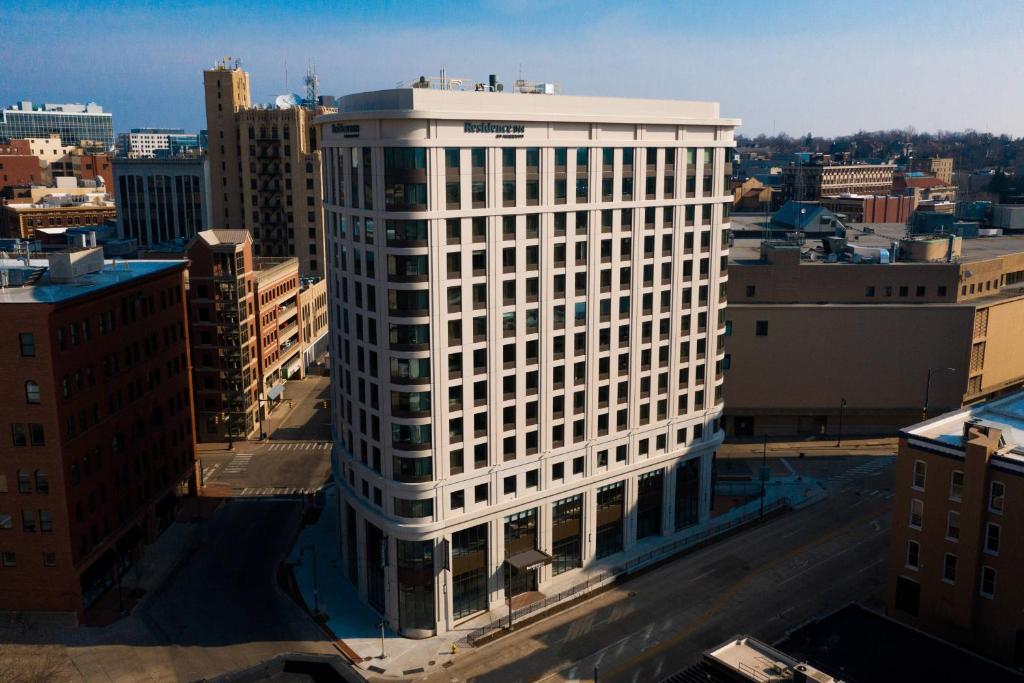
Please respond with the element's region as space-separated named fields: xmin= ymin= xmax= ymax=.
xmin=198 ymin=375 xmax=333 ymax=497
xmin=0 ymin=373 xmax=339 ymax=682
xmin=0 ymin=499 xmax=339 ymax=682
xmin=425 ymin=453 xmax=896 ymax=683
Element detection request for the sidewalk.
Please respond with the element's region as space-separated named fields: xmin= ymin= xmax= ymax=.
xmin=718 ymin=436 xmax=898 ymax=459
xmin=289 ymin=473 xmax=827 ymax=678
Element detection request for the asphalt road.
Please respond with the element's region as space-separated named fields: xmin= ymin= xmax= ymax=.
xmin=135 ymin=499 xmax=335 ymax=680
xmin=0 ymin=499 xmax=338 ymax=682
xmin=428 ymin=454 xmax=895 ymax=683
xmin=199 ymin=375 xmax=333 ymax=497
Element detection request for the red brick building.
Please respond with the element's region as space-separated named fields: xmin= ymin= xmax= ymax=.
xmin=0 ymin=140 xmax=31 ymax=155
xmin=186 ymin=230 xmax=310 ymax=443
xmin=0 ymin=248 xmax=196 ymax=618
xmin=0 ymin=154 xmax=43 ymax=189
xmin=70 ymin=152 xmax=114 ymax=192
xmin=186 ymin=230 xmax=261 ymax=442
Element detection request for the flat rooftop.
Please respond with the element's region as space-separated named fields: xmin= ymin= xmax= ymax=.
xmin=728 ymin=215 xmax=1024 ymax=264
xmin=320 ymin=88 xmax=738 ymax=126
xmin=706 ymin=636 xmax=838 ymax=682
xmin=904 ymin=390 xmax=1024 ymax=460
xmin=778 ymin=604 xmax=1024 ymax=683
xmin=0 ymin=258 xmax=185 ymax=304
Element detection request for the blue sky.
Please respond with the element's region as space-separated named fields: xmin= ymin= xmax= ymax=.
xmin=2 ymin=0 xmax=1023 ymax=137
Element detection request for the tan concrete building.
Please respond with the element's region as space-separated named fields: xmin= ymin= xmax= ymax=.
xmin=895 ymin=174 xmax=958 ymax=206
xmin=731 ymin=177 xmax=775 ymax=211
xmin=929 ymin=157 xmax=954 ymax=184
xmin=319 ymin=84 xmax=737 ymax=636
xmin=203 ymin=58 xmax=330 ymax=276
xmin=254 ymin=257 xmax=303 ymax=393
xmin=724 ymin=226 xmax=1024 ymax=437
xmin=782 ymin=159 xmax=895 ymax=201
xmin=298 ymin=277 xmax=328 ymax=370
xmin=888 ymin=392 xmax=1024 ymax=666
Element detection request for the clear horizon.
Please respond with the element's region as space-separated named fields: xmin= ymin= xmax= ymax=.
xmin=2 ymin=0 xmax=1023 ymax=138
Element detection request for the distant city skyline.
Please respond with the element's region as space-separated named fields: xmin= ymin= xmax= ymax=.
xmin=3 ymin=0 xmax=1024 ymax=137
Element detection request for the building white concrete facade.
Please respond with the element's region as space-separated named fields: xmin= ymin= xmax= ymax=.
xmin=116 ymin=129 xmax=200 ymax=159
xmin=317 ymin=87 xmax=738 ymax=638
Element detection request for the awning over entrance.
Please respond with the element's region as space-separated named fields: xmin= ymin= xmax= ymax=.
xmin=267 ymin=383 xmax=285 ymax=400
xmin=506 ymin=548 xmax=552 ymax=572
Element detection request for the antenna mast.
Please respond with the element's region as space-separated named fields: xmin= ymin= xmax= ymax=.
xmin=304 ymin=64 xmax=320 ymax=106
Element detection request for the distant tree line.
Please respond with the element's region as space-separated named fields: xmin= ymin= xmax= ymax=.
xmin=738 ymin=129 xmax=1024 ymax=175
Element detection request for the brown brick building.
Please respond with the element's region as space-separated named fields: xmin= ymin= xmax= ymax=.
xmin=819 ymin=194 xmax=914 ymax=224
xmin=187 ymin=229 xmax=324 ymax=443
xmin=0 ymin=248 xmax=196 ymax=618
xmin=0 ymin=196 xmax=116 ymax=239
xmin=187 ymin=230 xmax=260 ymax=442
xmin=888 ymin=392 xmax=1024 ymax=666
xmin=0 ymin=154 xmax=44 ymax=190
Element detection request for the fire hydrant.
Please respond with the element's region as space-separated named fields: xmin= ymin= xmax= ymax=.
xmin=450 ymin=643 xmax=458 ymax=656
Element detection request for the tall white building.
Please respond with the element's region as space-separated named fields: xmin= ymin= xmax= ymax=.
xmin=318 ymin=84 xmax=738 ymax=638
xmin=116 ymin=128 xmax=202 ymax=159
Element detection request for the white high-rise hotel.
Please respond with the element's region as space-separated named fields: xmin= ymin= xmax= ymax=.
xmin=318 ymin=83 xmax=738 ymax=638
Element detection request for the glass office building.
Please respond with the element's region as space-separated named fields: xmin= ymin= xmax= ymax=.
xmin=0 ymin=102 xmax=114 ymax=149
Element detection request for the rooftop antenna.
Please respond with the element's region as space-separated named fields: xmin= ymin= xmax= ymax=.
xmin=304 ymin=64 xmax=320 ymax=105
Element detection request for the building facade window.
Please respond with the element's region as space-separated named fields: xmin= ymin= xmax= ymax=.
xmin=985 ymin=522 xmax=1000 ymax=555
xmin=906 ymin=540 xmax=920 ymax=569
xmin=595 ymin=481 xmax=625 ymax=559
xmin=396 ymin=539 xmax=435 ymax=633
xmin=909 ymin=499 xmax=923 ymax=529
xmin=18 ymin=333 xmax=35 ymax=357
xmin=551 ymin=494 xmax=582 ymax=576
xmin=942 ymin=553 xmax=957 ymax=583
xmin=452 ymin=523 xmax=488 ymax=619
xmin=989 ymin=481 xmax=1005 ymax=513
xmin=24 ymin=381 xmax=40 ymax=404
xmin=949 ymin=470 xmax=964 ymax=501
xmin=980 ymin=566 xmax=996 ymax=598
xmin=636 ymin=469 xmax=664 ymax=539
xmin=912 ymin=460 xmax=926 ymax=490
xmin=946 ymin=510 xmax=960 ymax=541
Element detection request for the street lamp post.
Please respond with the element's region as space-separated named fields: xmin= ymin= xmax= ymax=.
xmin=923 ymin=367 xmax=956 ymax=420
xmin=836 ymin=398 xmax=847 ymax=447
xmin=225 ymin=414 xmax=234 ymax=451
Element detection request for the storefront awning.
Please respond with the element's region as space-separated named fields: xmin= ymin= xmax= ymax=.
xmin=506 ymin=548 xmax=552 ymax=571
xmin=267 ymin=383 xmax=285 ymax=400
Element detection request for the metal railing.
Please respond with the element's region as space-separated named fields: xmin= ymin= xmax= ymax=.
xmin=463 ymin=498 xmax=789 ymax=646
